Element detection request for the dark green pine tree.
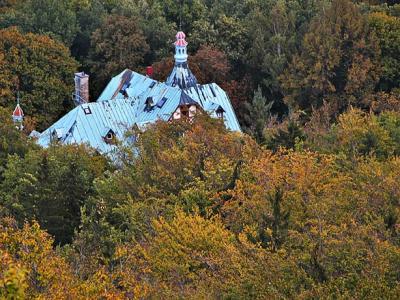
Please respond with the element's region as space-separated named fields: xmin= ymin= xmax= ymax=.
xmin=267 ymin=120 xmax=306 ymax=151
xmin=244 ymin=86 xmax=274 ymax=144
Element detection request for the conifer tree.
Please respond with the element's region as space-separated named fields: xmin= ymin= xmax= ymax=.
xmin=244 ymin=86 xmax=273 ymax=144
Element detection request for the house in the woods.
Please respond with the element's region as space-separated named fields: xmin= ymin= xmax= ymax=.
xmin=31 ymin=31 xmax=241 ymax=154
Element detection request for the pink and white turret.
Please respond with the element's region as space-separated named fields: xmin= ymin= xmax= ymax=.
xmin=166 ymin=31 xmax=198 ymax=89
xmin=174 ymin=31 xmax=188 ymax=63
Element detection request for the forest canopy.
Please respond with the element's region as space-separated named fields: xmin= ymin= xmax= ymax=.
xmin=0 ymin=0 xmax=400 ymax=299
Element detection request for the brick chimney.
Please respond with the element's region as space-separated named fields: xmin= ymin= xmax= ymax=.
xmin=74 ymin=72 xmax=89 ymax=106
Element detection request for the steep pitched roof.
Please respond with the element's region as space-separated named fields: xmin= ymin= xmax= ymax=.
xmin=37 ymin=68 xmax=241 ymax=154
xmin=37 ymin=98 xmax=138 ymax=154
xmin=165 ymin=62 xmax=198 ymax=89
xmin=12 ymin=103 xmax=24 ymax=122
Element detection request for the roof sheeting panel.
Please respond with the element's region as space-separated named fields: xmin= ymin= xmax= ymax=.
xmin=186 ymin=83 xmax=241 ymax=132
xmin=38 ymin=65 xmax=241 ymax=155
xmin=38 ymin=98 xmax=138 ymax=154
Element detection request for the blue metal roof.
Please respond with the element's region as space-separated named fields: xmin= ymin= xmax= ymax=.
xmin=37 ymin=67 xmax=241 ymax=154
xmin=166 ymin=62 xmax=198 ymax=89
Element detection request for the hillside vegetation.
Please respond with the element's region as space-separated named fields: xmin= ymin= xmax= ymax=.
xmin=0 ymin=0 xmax=400 ymax=299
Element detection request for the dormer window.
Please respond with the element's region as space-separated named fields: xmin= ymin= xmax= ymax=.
xmin=121 ymin=89 xmax=129 ymax=99
xmin=51 ymin=128 xmax=64 ymax=142
xmin=144 ymin=97 xmax=154 ymax=112
xmin=180 ymin=105 xmax=189 ymax=117
xmin=216 ymin=106 xmax=225 ymax=119
xmin=102 ymin=128 xmax=116 ymax=144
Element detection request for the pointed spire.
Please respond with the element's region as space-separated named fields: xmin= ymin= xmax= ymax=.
xmin=12 ymin=91 xmax=24 ymax=123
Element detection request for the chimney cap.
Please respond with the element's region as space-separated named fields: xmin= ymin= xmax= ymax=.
xmin=146 ymin=66 xmax=153 ymax=77
xmin=75 ymin=71 xmax=89 ymax=78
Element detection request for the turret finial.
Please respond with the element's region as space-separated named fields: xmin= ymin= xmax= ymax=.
xmin=174 ymin=31 xmax=188 ymax=63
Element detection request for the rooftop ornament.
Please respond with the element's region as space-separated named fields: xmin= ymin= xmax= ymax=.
xmin=12 ymin=92 xmax=24 ymax=130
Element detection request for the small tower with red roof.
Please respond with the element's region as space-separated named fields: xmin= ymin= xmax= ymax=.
xmin=174 ymin=31 xmax=188 ymax=63
xmin=12 ymin=92 xmax=24 ymax=130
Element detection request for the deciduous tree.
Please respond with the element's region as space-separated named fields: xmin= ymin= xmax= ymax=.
xmin=282 ymin=0 xmax=381 ymax=113
xmin=89 ymin=15 xmax=149 ymax=98
xmin=0 ymin=27 xmax=78 ymax=131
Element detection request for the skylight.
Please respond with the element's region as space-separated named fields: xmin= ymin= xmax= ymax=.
xmin=156 ymin=97 xmax=168 ymax=108
xmin=83 ymin=106 xmax=92 ymax=115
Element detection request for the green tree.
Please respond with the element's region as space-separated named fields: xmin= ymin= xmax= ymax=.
xmin=0 ymin=107 xmax=35 ymax=180
xmin=244 ymin=86 xmax=273 ymax=144
xmin=268 ymin=188 xmax=290 ymax=251
xmin=0 ymin=27 xmax=78 ymax=131
xmin=246 ymin=0 xmax=296 ymax=97
xmin=282 ymin=0 xmax=381 ymax=113
xmin=266 ymin=119 xmax=306 ymax=151
xmin=0 ymin=145 xmax=109 ymax=245
xmin=71 ymin=0 xmax=107 ymax=62
xmin=369 ymin=12 xmax=400 ymax=91
xmin=89 ymin=14 xmax=149 ymax=97
xmin=0 ymin=0 xmax=79 ymax=46
xmin=243 ymin=0 xmax=325 ymax=112
xmin=158 ymin=0 xmax=207 ymax=34
xmin=131 ymin=0 xmax=176 ymax=63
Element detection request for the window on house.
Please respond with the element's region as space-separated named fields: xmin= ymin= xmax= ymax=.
xmin=103 ymin=129 xmax=116 ymax=144
xmin=51 ymin=128 xmax=64 ymax=142
xmin=121 ymin=89 xmax=129 ymax=99
xmin=180 ymin=105 xmax=189 ymax=117
xmin=144 ymin=97 xmax=154 ymax=112
xmin=216 ymin=106 xmax=225 ymax=119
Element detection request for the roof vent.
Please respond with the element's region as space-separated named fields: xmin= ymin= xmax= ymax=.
xmin=51 ymin=128 xmax=64 ymax=142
